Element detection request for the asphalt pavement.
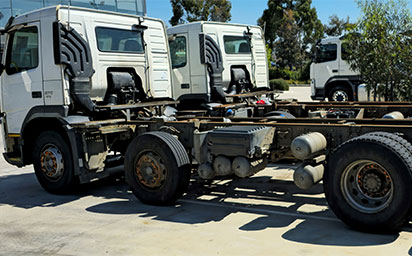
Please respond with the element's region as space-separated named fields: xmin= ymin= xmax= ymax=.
xmin=1 ymin=86 xmax=411 ymax=255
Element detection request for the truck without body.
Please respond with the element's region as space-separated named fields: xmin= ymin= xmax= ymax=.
xmin=167 ymin=22 xmax=269 ymax=103
xmin=310 ymin=37 xmax=361 ymax=101
xmin=1 ymin=6 xmax=412 ymax=233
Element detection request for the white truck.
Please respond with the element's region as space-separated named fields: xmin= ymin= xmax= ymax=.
xmin=310 ymin=37 xmax=361 ymax=101
xmin=0 ymin=5 xmax=176 ymax=176
xmin=167 ymin=22 xmax=269 ymax=103
xmin=2 ymin=6 xmax=412 ymax=233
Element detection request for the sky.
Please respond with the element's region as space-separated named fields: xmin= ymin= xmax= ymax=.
xmin=147 ymin=0 xmax=412 ymax=26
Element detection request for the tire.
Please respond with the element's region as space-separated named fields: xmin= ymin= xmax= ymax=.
xmin=33 ymin=131 xmax=77 ymax=194
xmin=328 ymin=86 xmax=352 ymax=102
xmin=324 ymin=134 xmax=412 ymax=232
xmin=362 ymin=132 xmax=412 ymax=154
xmin=124 ymin=132 xmax=191 ymax=205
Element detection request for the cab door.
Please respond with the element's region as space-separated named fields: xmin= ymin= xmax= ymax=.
xmin=169 ymin=34 xmax=191 ymax=100
xmin=1 ymin=22 xmax=43 ymax=134
xmin=313 ymin=43 xmax=338 ymax=91
xmin=338 ymin=42 xmax=357 ymax=77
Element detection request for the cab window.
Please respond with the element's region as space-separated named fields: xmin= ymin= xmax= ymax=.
xmin=169 ymin=36 xmax=187 ymax=68
xmin=224 ymin=36 xmax=251 ymax=54
xmin=95 ymin=27 xmax=144 ymax=53
xmin=6 ymin=26 xmax=39 ymax=75
xmin=315 ymin=43 xmax=337 ymax=63
xmin=341 ymin=42 xmax=349 ymax=61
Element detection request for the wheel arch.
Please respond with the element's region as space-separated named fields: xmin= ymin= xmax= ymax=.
xmin=20 ymin=106 xmax=81 ymax=174
xmin=324 ymin=79 xmax=354 ymax=100
xmin=21 ymin=117 xmax=69 ymax=165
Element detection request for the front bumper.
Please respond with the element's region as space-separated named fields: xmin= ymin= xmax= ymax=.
xmin=311 ymin=88 xmax=325 ymax=100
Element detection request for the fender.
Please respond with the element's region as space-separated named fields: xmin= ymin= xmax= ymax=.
xmin=324 ymin=75 xmax=362 ymax=100
xmin=3 ymin=106 xmax=83 ymax=178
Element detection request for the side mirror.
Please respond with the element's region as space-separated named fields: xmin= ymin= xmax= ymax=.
xmin=0 ymin=63 xmax=4 ymax=76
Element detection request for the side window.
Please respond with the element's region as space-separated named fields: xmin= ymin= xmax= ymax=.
xmin=95 ymin=27 xmax=144 ymax=53
xmin=6 ymin=26 xmax=39 ymax=75
xmin=224 ymin=36 xmax=251 ymax=54
xmin=169 ymin=36 xmax=187 ymax=68
xmin=315 ymin=43 xmax=337 ymax=63
xmin=341 ymin=42 xmax=349 ymax=61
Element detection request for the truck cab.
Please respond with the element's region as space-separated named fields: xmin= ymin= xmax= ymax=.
xmin=0 ymin=5 xmax=172 ymax=167
xmin=310 ymin=37 xmax=361 ymax=101
xmin=167 ymin=22 xmax=269 ymax=103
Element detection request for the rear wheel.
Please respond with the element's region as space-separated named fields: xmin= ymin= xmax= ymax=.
xmin=328 ymin=86 xmax=352 ymax=102
xmin=33 ymin=131 xmax=77 ymax=194
xmin=124 ymin=132 xmax=191 ymax=205
xmin=324 ymin=134 xmax=412 ymax=232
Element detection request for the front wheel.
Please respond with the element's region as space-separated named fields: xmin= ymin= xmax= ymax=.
xmin=324 ymin=134 xmax=412 ymax=232
xmin=328 ymin=86 xmax=352 ymax=102
xmin=33 ymin=131 xmax=77 ymax=194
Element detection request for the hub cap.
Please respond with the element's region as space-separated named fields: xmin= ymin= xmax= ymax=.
xmin=40 ymin=145 xmax=64 ymax=181
xmin=341 ymin=160 xmax=393 ymax=214
xmin=332 ymin=90 xmax=349 ymax=102
xmin=135 ymin=152 xmax=166 ymax=189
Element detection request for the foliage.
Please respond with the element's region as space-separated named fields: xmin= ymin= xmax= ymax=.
xmin=258 ymin=0 xmax=323 ymax=50
xmin=258 ymin=0 xmax=323 ymax=79
xmin=270 ymin=79 xmax=290 ymax=91
xmin=266 ymin=44 xmax=272 ymax=64
xmin=269 ymin=67 xmax=309 ymax=83
xmin=273 ymin=9 xmax=304 ymax=69
xmin=169 ymin=0 xmax=232 ymax=25
xmin=299 ymin=61 xmax=311 ymax=81
xmin=345 ymin=0 xmax=412 ymax=101
xmin=324 ymin=14 xmax=354 ymax=37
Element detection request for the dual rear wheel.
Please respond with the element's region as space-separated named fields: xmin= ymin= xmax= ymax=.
xmin=325 ymin=132 xmax=412 ymax=232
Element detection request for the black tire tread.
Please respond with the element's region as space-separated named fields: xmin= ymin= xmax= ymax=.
xmin=327 ymin=133 xmax=412 ymax=231
xmin=361 ymin=132 xmax=412 ymax=155
xmin=32 ymin=131 xmax=77 ymax=194
xmin=145 ymin=131 xmax=190 ymax=167
xmin=125 ymin=131 xmax=190 ymax=205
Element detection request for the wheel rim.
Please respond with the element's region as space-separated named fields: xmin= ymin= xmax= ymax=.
xmin=40 ymin=145 xmax=64 ymax=181
xmin=135 ymin=152 xmax=166 ymax=190
xmin=341 ymin=160 xmax=394 ymax=214
xmin=332 ymin=90 xmax=348 ymax=101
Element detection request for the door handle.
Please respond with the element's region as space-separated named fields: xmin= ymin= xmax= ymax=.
xmin=332 ymin=69 xmax=339 ymax=73
xmin=32 ymin=91 xmax=42 ymax=98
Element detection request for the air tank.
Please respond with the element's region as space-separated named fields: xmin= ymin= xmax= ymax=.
xmin=197 ymin=163 xmax=215 ymax=180
xmin=291 ymin=132 xmax=327 ymax=160
xmin=232 ymin=157 xmax=267 ymax=178
xmin=293 ymin=164 xmax=324 ymax=190
xmin=382 ymin=111 xmax=404 ymax=119
xmin=213 ymin=156 xmax=232 ymax=176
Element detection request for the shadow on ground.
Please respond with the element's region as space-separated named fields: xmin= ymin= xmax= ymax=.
xmin=0 ymin=166 xmax=406 ymax=248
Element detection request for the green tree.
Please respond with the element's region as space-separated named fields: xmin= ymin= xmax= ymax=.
xmin=169 ymin=0 xmax=232 ymax=26
xmin=345 ymin=0 xmax=412 ymax=101
xmin=324 ymin=14 xmax=353 ymax=37
xmin=258 ymin=0 xmax=323 ymax=69
xmin=258 ymin=0 xmax=323 ymax=49
xmin=274 ymin=9 xmax=303 ymax=69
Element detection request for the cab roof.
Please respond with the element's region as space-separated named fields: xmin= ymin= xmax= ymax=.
xmin=10 ymin=5 xmax=160 ymax=27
